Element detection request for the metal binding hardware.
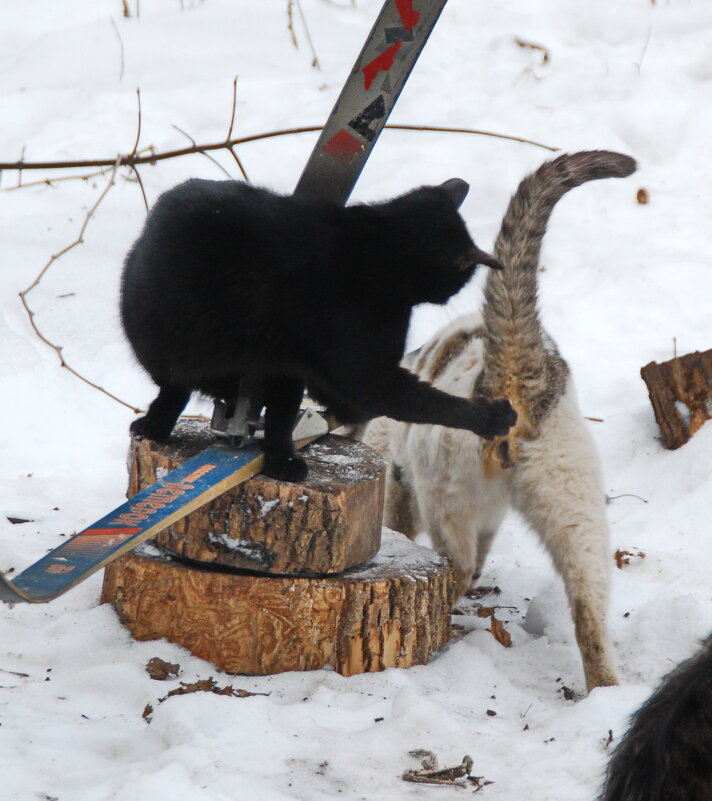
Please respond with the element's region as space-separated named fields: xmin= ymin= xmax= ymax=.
xmin=210 ymin=397 xmax=262 ymax=447
xmin=211 ymin=399 xmax=329 ymax=447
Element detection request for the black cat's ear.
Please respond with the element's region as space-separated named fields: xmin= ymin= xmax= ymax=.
xmin=440 ymin=178 xmax=470 ymax=209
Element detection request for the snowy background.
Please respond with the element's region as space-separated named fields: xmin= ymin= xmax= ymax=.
xmin=1 ymin=1 xmax=711 ymax=799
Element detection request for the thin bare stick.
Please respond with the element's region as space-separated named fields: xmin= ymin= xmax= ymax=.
xmin=227 ymin=147 xmax=250 ymax=182
xmin=4 ymin=167 xmax=113 ymax=191
xmin=0 ymin=123 xmax=558 ymax=174
xmin=3 ymin=147 xmax=156 ymax=192
xmin=286 ymin=1 xmax=299 ymax=49
xmin=130 ymin=164 xmax=149 ymax=211
xmin=131 ymin=88 xmax=142 ymax=157
xmin=18 ymin=158 xmax=142 ymax=413
xmin=173 ymin=124 xmax=233 ymax=179
xmin=386 ymin=123 xmax=559 ymax=152
xmin=223 ymin=78 xmax=250 ymax=181
xmin=295 ymin=0 xmax=321 ymax=69
xmin=110 ymin=17 xmax=125 ymax=81
xmin=226 ymin=77 xmax=239 ymax=143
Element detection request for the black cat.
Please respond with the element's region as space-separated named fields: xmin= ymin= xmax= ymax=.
xmin=120 ymin=178 xmax=516 ymax=481
xmin=600 ymin=635 xmax=712 ymax=801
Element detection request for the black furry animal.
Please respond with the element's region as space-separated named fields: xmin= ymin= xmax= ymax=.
xmin=120 ymin=178 xmax=516 ymax=481
xmin=600 ymin=635 xmax=712 ymax=801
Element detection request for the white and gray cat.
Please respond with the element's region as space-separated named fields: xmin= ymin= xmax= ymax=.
xmin=359 ymin=150 xmax=636 ymax=691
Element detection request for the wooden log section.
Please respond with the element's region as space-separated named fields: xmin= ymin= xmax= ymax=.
xmin=101 ymin=531 xmax=454 ymax=676
xmin=128 ymin=421 xmax=385 ymax=575
xmin=641 ymin=348 xmax=712 ymax=449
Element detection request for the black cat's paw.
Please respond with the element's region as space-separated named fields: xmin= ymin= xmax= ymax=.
xmin=472 ymin=398 xmax=517 ymax=440
xmin=129 ymin=416 xmax=172 ymax=442
xmin=263 ymin=453 xmax=309 ymax=483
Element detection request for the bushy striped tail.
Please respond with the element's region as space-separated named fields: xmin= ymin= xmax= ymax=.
xmin=477 ymin=151 xmax=635 ymax=468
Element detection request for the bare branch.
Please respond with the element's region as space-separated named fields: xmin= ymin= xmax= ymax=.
xmin=226 ymin=77 xmax=238 ymax=143
xmin=286 ymin=1 xmax=299 ymax=49
xmin=18 ymin=157 xmax=142 ymax=413
xmin=173 ymin=124 xmax=233 ymax=179
xmin=131 ymin=88 xmax=142 ymax=157
xmin=110 ymin=17 xmax=125 ymax=81
xmin=0 ymin=123 xmax=558 ymax=175
xmin=227 ymin=147 xmax=250 ymax=182
xmin=295 ymin=0 xmax=322 ymax=70
xmin=130 ymin=164 xmax=149 ymax=211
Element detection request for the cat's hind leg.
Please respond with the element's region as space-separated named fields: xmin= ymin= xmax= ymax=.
xmin=130 ymin=386 xmax=191 ymax=441
xmin=360 ymin=416 xmax=420 ymax=540
xmin=512 ymin=399 xmax=617 ymax=691
xmin=383 ymin=461 xmax=420 ymax=539
xmin=262 ymin=374 xmax=307 ymax=482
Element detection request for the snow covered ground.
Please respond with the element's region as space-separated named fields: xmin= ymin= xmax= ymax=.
xmin=1 ymin=1 xmax=711 ymax=798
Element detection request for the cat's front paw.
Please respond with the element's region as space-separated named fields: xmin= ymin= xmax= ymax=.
xmin=129 ymin=415 xmax=172 ymax=442
xmin=471 ymin=398 xmax=517 ymax=440
xmin=263 ymin=453 xmax=309 ymax=483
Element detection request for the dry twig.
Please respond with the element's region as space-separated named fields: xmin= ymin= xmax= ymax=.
xmin=17 ymin=157 xmax=139 ymax=412
xmin=0 ymin=123 xmax=558 ymax=176
xmin=403 ymin=753 xmax=474 ymax=787
xmin=515 ymin=37 xmax=551 ymax=66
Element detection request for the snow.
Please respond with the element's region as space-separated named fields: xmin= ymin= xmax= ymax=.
xmin=1 ymin=1 xmax=711 ymax=799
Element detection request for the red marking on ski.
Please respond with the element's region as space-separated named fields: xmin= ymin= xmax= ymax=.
xmin=396 ymin=0 xmax=419 ymax=33
xmin=184 ymin=463 xmax=216 ymax=483
xmin=362 ymin=40 xmax=402 ymax=90
xmin=46 ymin=564 xmax=76 ymax=575
xmin=82 ymin=528 xmax=142 ymax=537
xmin=323 ymin=129 xmax=365 ymax=164
xmin=62 ymin=531 xmax=138 ymax=553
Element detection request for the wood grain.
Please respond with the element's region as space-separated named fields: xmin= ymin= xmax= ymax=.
xmin=128 ymin=422 xmax=385 ymax=574
xmin=101 ymin=531 xmax=454 ymax=676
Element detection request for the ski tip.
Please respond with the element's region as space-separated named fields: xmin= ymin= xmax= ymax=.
xmin=0 ymin=573 xmax=37 ymax=604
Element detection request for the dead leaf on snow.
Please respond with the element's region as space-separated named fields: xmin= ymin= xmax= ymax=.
xmin=614 ymin=549 xmax=646 ymax=569
xmin=476 ymin=607 xmax=512 ymax=647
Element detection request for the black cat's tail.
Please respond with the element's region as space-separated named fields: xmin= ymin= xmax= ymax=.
xmin=477 ymin=151 xmax=635 ymax=465
xmin=599 ymin=635 xmax=712 ymax=801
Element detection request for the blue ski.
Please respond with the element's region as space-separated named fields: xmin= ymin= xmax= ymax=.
xmin=0 ymin=413 xmax=331 ymax=603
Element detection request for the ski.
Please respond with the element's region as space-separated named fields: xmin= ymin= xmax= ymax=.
xmin=1 ymin=0 xmax=449 ymax=603
xmin=0 ymin=411 xmax=331 ymax=604
xmin=294 ymin=0 xmax=448 ymax=203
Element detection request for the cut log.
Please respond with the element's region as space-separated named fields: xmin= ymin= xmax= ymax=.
xmin=641 ymin=349 xmax=712 ymax=449
xmin=128 ymin=421 xmax=385 ymax=575
xmin=101 ymin=531 xmax=454 ymax=676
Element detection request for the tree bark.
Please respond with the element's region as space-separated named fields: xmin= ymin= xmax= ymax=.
xmin=128 ymin=422 xmax=385 ymax=575
xmin=101 ymin=531 xmax=454 ymax=676
xmin=640 ymin=349 xmax=712 ymax=449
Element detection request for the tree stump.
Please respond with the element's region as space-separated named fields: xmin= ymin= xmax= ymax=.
xmin=641 ymin=348 xmax=712 ymax=449
xmin=128 ymin=421 xmax=385 ymax=575
xmin=101 ymin=531 xmax=454 ymax=676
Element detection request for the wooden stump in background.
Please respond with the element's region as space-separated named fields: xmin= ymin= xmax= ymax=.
xmin=641 ymin=348 xmax=712 ymax=449
xmin=101 ymin=532 xmax=454 ymax=676
xmin=128 ymin=421 xmax=385 ymax=575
